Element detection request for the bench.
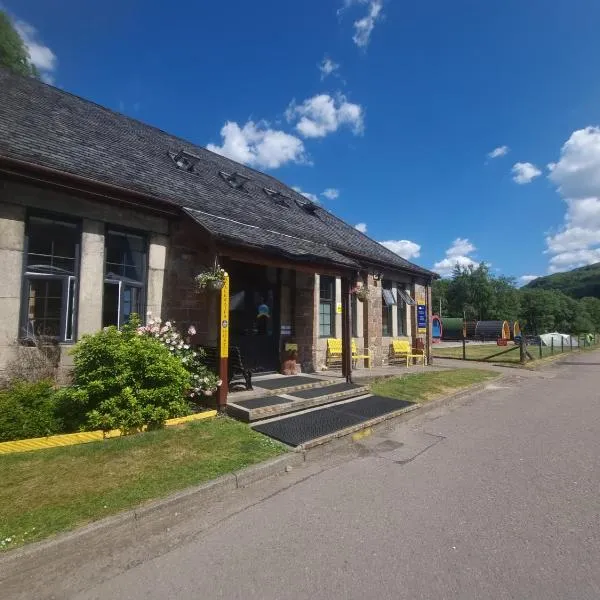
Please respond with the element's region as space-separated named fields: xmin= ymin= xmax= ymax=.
xmin=389 ymin=339 xmax=426 ymax=367
xmin=326 ymin=338 xmax=371 ymax=369
xmin=197 ymin=345 xmax=253 ymax=390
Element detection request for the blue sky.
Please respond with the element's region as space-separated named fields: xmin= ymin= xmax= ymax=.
xmin=6 ymin=0 xmax=600 ymax=282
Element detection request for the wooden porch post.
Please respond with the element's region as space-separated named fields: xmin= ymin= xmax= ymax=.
xmin=217 ymin=273 xmax=230 ymax=410
xmin=341 ymin=276 xmax=353 ymax=383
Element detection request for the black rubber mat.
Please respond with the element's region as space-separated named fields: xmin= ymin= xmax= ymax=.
xmin=252 ymin=395 xmax=415 ymax=446
xmin=290 ymin=382 xmax=362 ymax=400
xmin=234 ymin=396 xmax=290 ymax=409
xmin=253 ymin=376 xmax=325 ymax=390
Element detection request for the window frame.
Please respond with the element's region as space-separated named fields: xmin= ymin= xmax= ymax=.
xmin=19 ymin=212 xmax=81 ymax=343
xmin=381 ymin=280 xmax=395 ymax=337
xmin=319 ymin=275 xmax=336 ymax=338
xmin=102 ymin=227 xmax=148 ymax=329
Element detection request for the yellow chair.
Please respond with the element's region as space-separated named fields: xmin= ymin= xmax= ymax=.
xmin=327 ymin=338 xmax=371 ymax=369
xmin=390 ymin=339 xmax=426 ymax=367
xmin=351 ymin=340 xmax=371 ymax=369
xmin=326 ymin=338 xmax=343 ymax=368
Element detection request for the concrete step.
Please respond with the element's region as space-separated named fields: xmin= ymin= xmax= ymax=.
xmin=227 ymin=382 xmax=371 ymax=422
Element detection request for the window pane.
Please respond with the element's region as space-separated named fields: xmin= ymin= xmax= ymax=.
xmin=103 ymin=282 xmax=120 ymax=327
xmin=122 ymin=285 xmax=141 ymax=324
xmin=320 ymin=276 xmax=334 ymax=301
xmin=26 ymin=278 xmax=63 ymax=338
xmin=65 ymin=278 xmax=75 ymax=340
xmin=27 ymin=217 xmax=78 ymax=274
xmin=319 ymin=301 xmax=332 ymax=337
xmin=106 ymin=231 xmax=145 ymax=282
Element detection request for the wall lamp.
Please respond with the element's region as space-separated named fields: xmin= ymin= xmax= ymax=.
xmin=372 ymin=271 xmax=382 ymax=281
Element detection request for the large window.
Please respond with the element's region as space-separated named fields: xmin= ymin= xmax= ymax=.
xmin=396 ymin=286 xmax=407 ymax=336
xmin=319 ymin=275 xmax=335 ymax=338
xmin=381 ymin=280 xmax=395 ymax=337
xmin=21 ymin=215 xmax=80 ymax=341
xmin=103 ymin=229 xmax=147 ymax=328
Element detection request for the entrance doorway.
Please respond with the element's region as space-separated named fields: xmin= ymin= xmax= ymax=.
xmin=225 ymin=261 xmax=281 ymax=373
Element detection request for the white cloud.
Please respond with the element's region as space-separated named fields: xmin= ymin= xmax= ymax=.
xmin=512 ymin=162 xmax=542 ymax=184
xmin=487 ymin=145 xmax=509 ymax=159
xmin=355 ymin=222 xmax=367 ymax=233
xmin=319 ymin=57 xmax=340 ymax=80
xmin=292 ymin=187 xmax=319 ymax=203
xmin=380 ymin=240 xmax=421 ymax=260
xmin=545 ymin=127 xmax=600 ymax=272
xmin=286 ymin=94 xmax=364 ymax=138
xmin=519 ymin=275 xmax=540 ymax=285
xmin=207 ymin=121 xmax=307 ymax=170
xmin=341 ymin=0 xmax=383 ymax=48
xmin=321 ymin=188 xmax=340 ymax=200
xmin=433 ymin=237 xmax=478 ymax=277
xmin=14 ymin=19 xmax=57 ymax=82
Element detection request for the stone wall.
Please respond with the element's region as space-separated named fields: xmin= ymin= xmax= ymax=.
xmin=0 ymin=182 xmax=169 ymax=379
xmin=294 ymin=271 xmax=317 ymax=372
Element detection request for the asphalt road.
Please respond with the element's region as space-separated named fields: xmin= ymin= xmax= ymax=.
xmin=5 ymin=353 xmax=600 ymax=599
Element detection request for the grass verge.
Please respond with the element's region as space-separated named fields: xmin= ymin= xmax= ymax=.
xmin=432 ymin=344 xmax=521 ymax=363
xmin=0 ymin=416 xmax=285 ymax=551
xmin=371 ymin=368 xmax=499 ymax=403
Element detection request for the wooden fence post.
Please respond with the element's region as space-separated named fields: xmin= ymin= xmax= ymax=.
xmin=519 ymin=336 xmax=526 ymax=364
xmin=539 ymin=337 xmax=543 ymax=359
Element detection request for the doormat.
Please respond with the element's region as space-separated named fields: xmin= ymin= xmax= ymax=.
xmin=253 ymin=376 xmax=325 ymax=390
xmin=234 ymin=396 xmax=290 ymax=410
xmin=252 ymin=396 xmax=415 ymax=447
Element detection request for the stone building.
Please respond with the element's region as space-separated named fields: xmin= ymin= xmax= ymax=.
xmin=0 ymin=68 xmax=436 ymax=383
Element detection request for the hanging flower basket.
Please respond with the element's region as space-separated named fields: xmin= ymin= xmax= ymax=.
xmin=195 ymin=266 xmax=227 ymax=292
xmin=351 ymin=285 xmax=369 ymax=303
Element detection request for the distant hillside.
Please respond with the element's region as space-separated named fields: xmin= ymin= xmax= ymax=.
xmin=525 ymin=262 xmax=600 ymax=299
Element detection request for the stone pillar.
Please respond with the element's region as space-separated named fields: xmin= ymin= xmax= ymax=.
xmin=77 ymin=219 xmax=105 ymax=335
xmin=364 ymin=274 xmax=383 ymax=367
xmin=147 ymin=233 xmax=168 ymax=320
xmin=0 ymin=203 xmax=25 ymax=371
xmin=295 ymin=271 xmax=317 ymax=372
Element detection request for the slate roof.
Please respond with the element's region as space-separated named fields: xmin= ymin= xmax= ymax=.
xmin=0 ymin=69 xmax=435 ymax=278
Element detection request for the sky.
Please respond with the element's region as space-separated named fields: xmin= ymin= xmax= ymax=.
xmin=5 ymin=0 xmax=600 ymax=283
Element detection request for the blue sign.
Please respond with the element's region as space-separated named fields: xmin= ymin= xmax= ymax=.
xmin=417 ymin=304 xmax=427 ymax=332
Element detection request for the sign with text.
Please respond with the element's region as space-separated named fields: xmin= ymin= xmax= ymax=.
xmin=220 ymin=275 xmax=230 ymax=358
xmin=417 ymin=304 xmax=427 ymax=334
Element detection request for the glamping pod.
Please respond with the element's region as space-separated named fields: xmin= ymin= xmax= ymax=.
xmin=465 ymin=320 xmax=477 ymax=339
xmin=509 ymin=321 xmax=521 ymax=340
xmin=432 ymin=315 xmax=443 ymax=341
xmin=441 ymin=317 xmax=465 ymax=340
xmin=475 ymin=320 xmax=511 ymax=341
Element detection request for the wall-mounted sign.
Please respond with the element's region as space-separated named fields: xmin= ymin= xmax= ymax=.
xmin=285 ymin=343 xmax=298 ymax=351
xmin=336 ymin=302 xmax=343 ymax=314
xmin=417 ymin=304 xmax=427 ymax=334
xmin=220 ymin=275 xmax=230 ymax=358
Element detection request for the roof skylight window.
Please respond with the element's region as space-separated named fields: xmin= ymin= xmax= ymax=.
xmin=169 ymin=149 xmax=201 ymax=173
xmin=294 ymin=196 xmax=318 ymax=214
xmin=219 ymin=171 xmax=250 ymax=190
xmin=263 ymin=187 xmax=290 ymax=207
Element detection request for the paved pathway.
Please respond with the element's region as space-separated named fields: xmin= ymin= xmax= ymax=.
xmin=3 ymin=351 xmax=600 ymax=599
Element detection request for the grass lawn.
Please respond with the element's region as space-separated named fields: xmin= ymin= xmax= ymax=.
xmin=371 ymin=368 xmax=499 ymax=403
xmin=0 ymin=416 xmax=285 ymax=551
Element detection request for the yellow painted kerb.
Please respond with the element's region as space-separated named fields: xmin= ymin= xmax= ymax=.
xmin=0 ymin=410 xmax=217 ymax=455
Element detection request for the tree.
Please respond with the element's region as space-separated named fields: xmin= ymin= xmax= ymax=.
xmin=432 ymin=279 xmax=449 ymax=316
xmin=0 ymin=11 xmax=38 ymax=77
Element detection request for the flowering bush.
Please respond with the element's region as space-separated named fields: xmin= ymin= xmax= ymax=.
xmin=195 ymin=267 xmax=227 ymax=291
xmin=137 ymin=314 xmax=221 ymax=398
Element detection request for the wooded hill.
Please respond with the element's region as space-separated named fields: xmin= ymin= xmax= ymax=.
xmin=524 ymin=262 xmax=600 ymax=299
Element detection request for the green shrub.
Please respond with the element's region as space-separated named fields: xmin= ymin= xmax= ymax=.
xmin=59 ymin=316 xmax=191 ymax=433
xmin=0 ymin=380 xmax=62 ymax=442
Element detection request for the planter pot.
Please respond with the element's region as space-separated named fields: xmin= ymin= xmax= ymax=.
xmin=207 ymin=280 xmax=225 ymax=291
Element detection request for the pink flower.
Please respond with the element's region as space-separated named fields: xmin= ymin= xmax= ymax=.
xmin=188 ymin=325 xmax=197 ymax=336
